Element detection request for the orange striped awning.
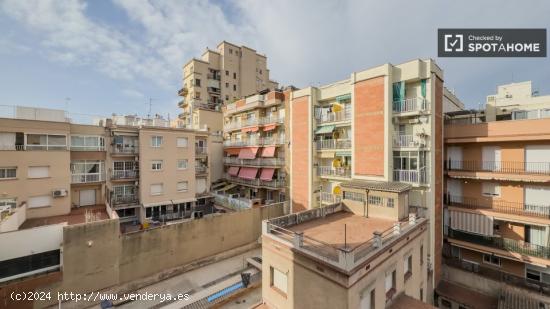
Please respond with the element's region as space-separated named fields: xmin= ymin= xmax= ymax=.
xmin=261 ymin=146 xmax=276 ymax=158
xmin=238 ymin=167 xmax=259 ymax=180
xmin=228 ymin=166 xmax=240 ymax=176
xmin=263 ymin=124 xmax=277 ymax=131
xmin=238 ymin=147 xmax=259 ymax=159
xmin=260 ymin=168 xmax=275 ymax=181
xmin=241 ymin=126 xmax=259 ymax=133
xmin=224 ymin=148 xmax=241 ymax=155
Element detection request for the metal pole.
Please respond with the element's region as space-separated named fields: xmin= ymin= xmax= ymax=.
xmin=344 ymin=223 xmax=347 ymax=249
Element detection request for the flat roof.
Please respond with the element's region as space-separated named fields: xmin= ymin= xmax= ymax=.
xmin=436 ymin=280 xmax=497 ymax=309
xmin=341 ymin=180 xmax=411 ymax=193
xmin=288 ymin=211 xmax=394 ymax=249
xmin=20 ymin=205 xmax=110 ymax=229
xmin=390 ymin=294 xmax=434 ymax=309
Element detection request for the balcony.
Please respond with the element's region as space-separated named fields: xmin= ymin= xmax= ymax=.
xmin=393 ymin=168 xmax=427 ymax=185
xmin=447 ymin=228 xmax=550 ymax=259
xmin=392 ymin=97 xmax=429 ymax=114
xmin=177 ymin=87 xmax=188 ymax=96
xmin=207 ymin=87 xmax=221 ymax=94
xmin=315 ymin=110 xmax=351 ymax=124
xmin=315 ymin=139 xmax=351 ymax=150
xmin=392 ymin=134 xmax=429 ymax=148
xmin=320 ymin=192 xmax=342 ymax=204
xmin=223 ymin=157 xmax=284 ymax=167
xmin=225 ymin=174 xmax=285 ymax=189
xmin=111 ymin=170 xmax=139 ymax=180
xmin=71 ymin=172 xmax=105 ymax=184
xmin=223 ymin=137 xmax=285 ymax=148
xmin=444 ymin=194 xmax=550 ymax=219
xmin=111 ymin=195 xmax=139 ymax=207
xmin=177 ymin=100 xmax=186 ymax=108
xmin=195 ymin=146 xmax=208 ymax=156
xmin=446 ymin=160 xmax=550 ymax=175
xmin=317 ymin=166 xmax=351 ymax=178
xmin=224 ymin=116 xmax=285 ymax=131
xmin=207 ymin=73 xmax=221 ymax=81
xmin=112 ymin=145 xmax=139 ymax=155
xmin=195 ymin=165 xmax=208 ymax=174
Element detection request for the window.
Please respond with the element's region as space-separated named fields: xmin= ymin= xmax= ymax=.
xmin=270 ymin=266 xmax=287 ymax=295
xmin=225 ymin=70 xmax=229 ymax=76
xmin=343 ymin=191 xmax=365 ymax=202
xmin=151 ymin=160 xmax=163 ymax=171
xmin=420 ymin=288 xmax=423 ymax=302
xmin=150 ymin=183 xmax=163 ymax=196
xmin=194 ymin=92 xmax=201 ymax=99
xmin=386 ymin=198 xmax=394 ymax=208
xmin=360 ymin=287 xmax=375 ymax=309
xmin=451 ymin=245 xmax=460 ymax=258
xmin=195 ymin=78 xmax=201 ymax=87
xmin=483 ymin=254 xmax=501 ymax=266
xmin=420 ymin=245 xmax=424 ymax=265
xmin=404 ymin=255 xmax=413 ymax=280
xmin=0 ymin=198 xmax=16 ymax=210
xmin=177 ymin=159 xmax=188 ymax=170
xmin=26 ymin=134 xmax=66 ymax=150
xmin=233 ymin=72 xmax=237 ymax=79
xmin=151 ymin=136 xmax=163 ymax=147
xmin=368 ymin=195 xmax=382 ymax=206
xmin=385 ymin=270 xmax=396 ymax=299
xmin=28 ymin=166 xmax=49 ymax=178
xmin=233 ymin=84 xmax=237 ymax=91
xmin=225 ymin=82 xmax=229 ymax=88
xmin=441 ymin=298 xmax=452 ymax=309
xmin=0 ymin=167 xmax=16 ymax=179
xmin=229 ymin=48 xmax=233 ymax=54
xmin=70 ymin=135 xmax=105 ymax=151
xmin=482 ymin=182 xmax=501 ymax=197
xmin=177 ymin=181 xmax=188 ymax=192
xmin=177 ymin=137 xmax=188 ymax=148
xmin=113 ymin=185 xmax=135 ymax=197
xmin=28 ymin=195 xmax=51 ymax=208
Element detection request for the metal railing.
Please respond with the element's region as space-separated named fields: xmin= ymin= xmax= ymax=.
xmin=70 ymin=145 xmax=105 ymax=151
xmin=320 ymin=192 xmax=342 ymax=204
xmin=195 ymin=166 xmax=208 ymax=174
xmin=315 ymin=139 xmax=351 ymax=150
xmin=195 ymin=146 xmax=208 ymax=155
xmin=317 ymin=166 xmax=351 ymax=178
xmin=0 ymin=145 xmax=28 ymax=151
xmin=25 ymin=144 xmax=68 ymax=151
xmin=445 ymin=160 xmax=550 ymax=175
xmin=223 ymin=157 xmax=284 ymax=166
xmin=71 ymin=173 xmax=105 ymax=184
xmin=223 ymin=137 xmax=285 ymax=147
xmin=111 ymin=170 xmax=139 ymax=180
xmin=223 ymin=116 xmax=284 ymax=131
xmin=207 ymin=73 xmax=221 ymax=81
xmin=112 ymin=145 xmax=139 ymax=154
xmin=447 ymin=228 xmax=550 ymax=259
xmin=112 ymin=195 xmax=139 ymax=206
xmin=225 ymin=175 xmax=285 ymax=188
xmin=444 ymin=194 xmax=550 ymax=218
xmin=393 ymin=134 xmax=428 ymax=148
xmin=212 ymin=193 xmax=252 ymax=210
xmin=393 ymin=167 xmax=427 ymax=184
xmin=392 ymin=97 xmax=429 ymax=113
xmin=315 ymin=110 xmax=351 ymax=124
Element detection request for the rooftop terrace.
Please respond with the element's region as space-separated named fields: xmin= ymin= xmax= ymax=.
xmin=20 ymin=205 xmax=110 ymax=229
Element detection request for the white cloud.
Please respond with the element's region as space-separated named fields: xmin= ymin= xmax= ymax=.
xmin=121 ymin=88 xmax=145 ymax=99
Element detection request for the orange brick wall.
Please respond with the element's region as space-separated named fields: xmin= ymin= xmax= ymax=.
xmin=353 ymin=76 xmax=385 ymax=177
xmin=434 ymin=76 xmax=444 ymax=285
xmin=291 ymin=96 xmax=310 ymax=212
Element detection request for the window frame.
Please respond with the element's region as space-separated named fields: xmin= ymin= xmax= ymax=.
xmin=177 ymin=181 xmax=189 ymax=192
xmin=0 ymin=167 xmax=17 ymax=180
xmin=151 ymin=136 xmax=163 ymax=148
xmin=151 ymin=160 xmax=163 ymax=171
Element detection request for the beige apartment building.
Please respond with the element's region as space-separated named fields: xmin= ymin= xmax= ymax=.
xmin=215 ymin=90 xmax=288 ymax=208
xmin=177 ymin=41 xmax=278 ymax=132
xmin=440 ymin=82 xmax=550 ymax=308
xmin=286 ymin=59 xmax=462 ymax=301
xmin=261 ymin=181 xmax=429 ymax=309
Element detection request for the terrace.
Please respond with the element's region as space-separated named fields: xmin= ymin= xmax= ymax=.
xmin=264 ymin=203 xmax=426 ymax=273
xmin=19 ymin=205 xmax=110 ymax=229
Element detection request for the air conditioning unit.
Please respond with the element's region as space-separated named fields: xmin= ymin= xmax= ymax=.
xmin=52 ymin=189 xmax=68 ymax=198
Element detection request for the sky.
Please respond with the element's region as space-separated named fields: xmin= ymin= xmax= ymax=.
xmin=0 ymin=0 xmax=549 ymax=122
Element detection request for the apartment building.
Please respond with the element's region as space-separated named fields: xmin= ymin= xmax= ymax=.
xmin=216 ymin=90 xmax=288 ymax=208
xmin=261 ymin=182 xmax=429 ymax=308
xmin=177 ymin=41 xmax=278 ymax=132
xmin=440 ymin=83 xmax=550 ymax=307
xmin=287 ymin=59 xmax=462 ymax=299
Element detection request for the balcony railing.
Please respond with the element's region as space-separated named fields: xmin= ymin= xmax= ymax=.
xmin=195 ymin=166 xmax=208 ymax=174
xmin=71 ymin=172 xmax=105 ymax=184
xmin=223 ymin=137 xmax=285 ymax=147
xmin=445 ymin=160 xmax=550 ymax=175
xmin=70 ymin=145 xmax=105 ymax=151
xmin=195 ymin=146 xmax=208 ymax=155
xmin=178 ymin=87 xmax=188 ymax=96
xmin=207 ymin=73 xmax=221 ymax=81
xmin=225 ymin=175 xmax=285 ymax=188
xmin=315 ymin=139 xmax=351 ymax=150
xmin=111 ymin=170 xmax=139 ymax=180
xmin=315 ymin=111 xmax=351 ymax=124
xmin=112 ymin=145 xmax=139 ymax=155
xmin=112 ymin=195 xmax=139 ymax=206
xmin=444 ymin=194 xmax=550 ymax=219
xmin=392 ymin=97 xmax=429 ymax=113
xmin=25 ymin=144 xmax=68 ymax=151
xmin=393 ymin=167 xmax=427 ymax=184
xmin=224 ymin=116 xmax=285 ymax=131
xmin=223 ymin=157 xmax=284 ymax=166
xmin=177 ymin=100 xmax=185 ymax=107
xmin=320 ymin=192 xmax=342 ymax=204
xmin=207 ymin=87 xmax=221 ymax=94
xmin=447 ymin=228 xmax=550 ymax=259
xmin=392 ymin=135 xmax=428 ymax=148
xmin=317 ymin=166 xmax=351 ymax=178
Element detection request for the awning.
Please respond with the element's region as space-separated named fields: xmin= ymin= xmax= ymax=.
xmin=241 ymin=126 xmax=259 ymax=133
xmin=261 ymin=146 xmax=276 ymax=158
xmin=260 ymin=168 xmax=275 ymax=181
xmin=238 ymin=147 xmax=259 ymax=159
xmin=224 ymin=148 xmax=241 ymax=155
xmin=228 ymin=166 xmax=240 ymax=176
xmin=336 ymin=94 xmax=351 ymax=102
xmin=238 ymin=167 xmax=259 ymax=180
xmin=335 ymin=151 xmax=351 ymax=157
xmin=315 ymin=125 xmax=335 ymax=134
xmin=263 ymin=124 xmax=277 ymax=131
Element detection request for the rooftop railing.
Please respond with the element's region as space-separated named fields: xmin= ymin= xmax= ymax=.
xmin=445 ymin=160 xmax=550 ymax=175
xmin=392 ymin=97 xmax=429 ymax=113
xmin=444 ymin=194 xmax=550 ymax=219
xmin=315 ymin=139 xmax=351 ymax=150
xmin=447 ymin=228 xmax=550 ymax=259
xmin=265 ymin=204 xmax=426 ymax=272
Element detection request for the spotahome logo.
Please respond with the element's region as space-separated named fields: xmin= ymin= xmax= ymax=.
xmin=438 ymin=29 xmax=546 ymax=57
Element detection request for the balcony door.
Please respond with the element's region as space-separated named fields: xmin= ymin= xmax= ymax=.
xmin=446 ymin=179 xmax=463 ymax=204
xmin=79 ymin=189 xmax=96 ymax=207
xmin=447 ymin=146 xmax=462 ymax=169
xmin=482 ymin=146 xmax=501 ymax=171
xmin=525 ymin=145 xmax=550 ymax=173
xmin=525 ymin=186 xmax=550 ymax=215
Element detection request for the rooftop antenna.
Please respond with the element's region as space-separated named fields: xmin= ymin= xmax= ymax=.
xmin=147 ymin=98 xmax=153 ymax=118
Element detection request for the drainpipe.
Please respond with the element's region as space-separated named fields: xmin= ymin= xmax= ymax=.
xmin=364 ymin=189 xmax=370 ymax=218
